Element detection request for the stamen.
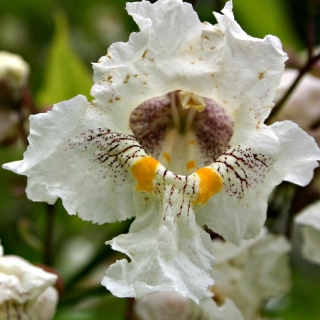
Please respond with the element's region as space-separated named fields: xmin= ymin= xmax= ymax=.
xmin=170 ymin=92 xmax=180 ymax=131
xmin=185 ymin=108 xmax=197 ymax=132
xmin=178 ymin=90 xmax=206 ymax=112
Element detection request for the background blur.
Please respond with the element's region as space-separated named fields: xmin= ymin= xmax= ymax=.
xmin=1 ymin=0 xmax=320 ymax=319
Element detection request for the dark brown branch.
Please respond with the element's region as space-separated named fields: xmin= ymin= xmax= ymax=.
xmin=268 ymin=53 xmax=320 ymax=121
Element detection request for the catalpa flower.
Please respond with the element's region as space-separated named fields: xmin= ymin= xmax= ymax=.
xmin=3 ymin=0 xmax=320 ymax=302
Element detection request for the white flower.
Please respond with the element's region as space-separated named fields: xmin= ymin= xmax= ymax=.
xmin=3 ymin=0 xmax=320 ymax=302
xmin=295 ymin=200 xmax=320 ymax=264
xmin=0 ymin=51 xmax=29 ymax=94
xmin=0 ymin=245 xmax=58 ymax=320
xmin=134 ymin=291 xmax=244 ymax=320
xmin=211 ymin=230 xmax=291 ymax=320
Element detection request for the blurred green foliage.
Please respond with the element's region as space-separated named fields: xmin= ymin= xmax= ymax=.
xmin=1 ymin=0 xmax=320 ymax=319
xmin=36 ymin=11 xmax=92 ymax=106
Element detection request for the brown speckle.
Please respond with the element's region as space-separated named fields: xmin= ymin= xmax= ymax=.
xmin=258 ymin=72 xmax=265 ymax=80
xmin=109 ymin=99 xmax=113 ymax=103
xmin=123 ymin=75 xmax=130 ymax=84
xmin=115 ymin=96 xmax=121 ymax=101
xmin=142 ymin=50 xmax=148 ymax=59
xmin=203 ymin=36 xmax=209 ymax=40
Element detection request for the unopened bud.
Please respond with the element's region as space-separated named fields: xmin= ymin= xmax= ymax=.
xmin=0 ymin=51 xmax=29 ymax=96
xmin=0 ymin=245 xmax=58 ymax=320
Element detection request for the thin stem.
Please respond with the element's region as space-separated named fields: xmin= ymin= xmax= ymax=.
xmin=44 ymin=204 xmax=55 ymax=266
xmin=65 ymin=222 xmax=130 ymax=291
xmin=22 ymin=87 xmax=38 ymax=115
xmin=307 ymin=0 xmax=316 ymax=59
xmin=17 ymin=112 xmax=29 ymax=147
xmin=65 ymin=245 xmax=113 ymax=290
xmin=60 ymin=285 xmax=108 ymax=306
xmin=268 ymin=53 xmax=320 ymax=121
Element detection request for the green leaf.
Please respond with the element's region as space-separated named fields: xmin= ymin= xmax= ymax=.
xmin=36 ymin=11 xmax=92 ymax=107
xmin=233 ymin=0 xmax=302 ymax=49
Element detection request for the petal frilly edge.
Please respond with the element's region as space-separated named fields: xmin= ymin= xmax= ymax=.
xmin=92 ymin=0 xmax=286 ymax=135
xmin=102 ymin=191 xmax=215 ymax=303
xmin=196 ymin=121 xmax=320 ymax=244
xmin=3 ymin=95 xmax=147 ymax=224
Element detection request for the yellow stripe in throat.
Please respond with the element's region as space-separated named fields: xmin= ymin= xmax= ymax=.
xmin=130 ymin=156 xmax=160 ymax=193
xmin=192 ymin=167 xmax=223 ymax=205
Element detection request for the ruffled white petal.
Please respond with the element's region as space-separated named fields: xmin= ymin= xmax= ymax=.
xmin=92 ymin=0 xmax=286 ymax=135
xmin=3 ymin=95 xmax=148 ymax=223
xmin=197 ymin=122 xmax=320 ymax=244
xmin=103 ymin=190 xmax=215 ymax=303
xmin=211 ymin=230 xmax=291 ymax=320
xmin=295 ymin=201 xmax=320 ymax=264
xmin=270 ymin=121 xmax=320 ymax=186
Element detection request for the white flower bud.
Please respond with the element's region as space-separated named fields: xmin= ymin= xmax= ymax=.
xmin=0 ymin=51 xmax=29 ymax=95
xmin=295 ymin=200 xmax=320 ymax=265
xmin=0 ymin=245 xmax=58 ymax=320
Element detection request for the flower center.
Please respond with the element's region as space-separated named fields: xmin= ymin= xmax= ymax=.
xmin=129 ymin=91 xmax=234 ymax=176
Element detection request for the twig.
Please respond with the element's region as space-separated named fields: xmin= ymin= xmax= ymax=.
xmin=268 ymin=52 xmax=320 ymax=120
xmin=307 ymin=0 xmax=316 ymax=59
xmin=60 ymin=285 xmax=108 ymax=306
xmin=44 ymin=204 xmax=55 ymax=266
xmin=65 ymin=221 xmax=131 ymax=291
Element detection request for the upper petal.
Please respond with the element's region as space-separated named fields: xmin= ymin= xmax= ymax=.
xmin=92 ymin=0 xmax=287 ymax=136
